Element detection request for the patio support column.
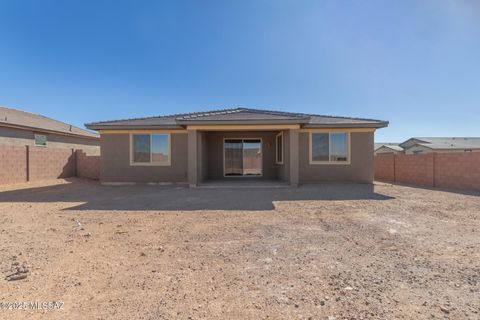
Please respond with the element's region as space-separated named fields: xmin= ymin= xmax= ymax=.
xmin=289 ymin=128 xmax=299 ymax=187
xmin=188 ymin=129 xmax=198 ymax=188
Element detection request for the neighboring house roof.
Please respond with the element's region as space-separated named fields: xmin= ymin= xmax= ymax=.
xmin=374 ymin=143 xmax=403 ymax=152
xmin=400 ymin=137 xmax=480 ymax=150
xmin=0 ymin=106 xmax=99 ymax=139
xmin=85 ymin=107 xmax=388 ymax=130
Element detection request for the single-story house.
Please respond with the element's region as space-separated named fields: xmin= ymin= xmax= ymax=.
xmin=85 ymin=107 xmax=388 ymax=186
xmin=0 ymin=105 xmax=99 ymax=152
xmin=400 ymin=137 xmax=480 ymax=155
xmin=374 ymin=143 xmax=403 ymax=155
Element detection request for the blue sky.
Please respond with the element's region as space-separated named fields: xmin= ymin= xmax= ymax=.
xmin=0 ymin=1 xmax=479 ymax=142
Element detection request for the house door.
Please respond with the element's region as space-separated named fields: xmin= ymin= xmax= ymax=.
xmin=224 ymin=139 xmax=262 ymax=176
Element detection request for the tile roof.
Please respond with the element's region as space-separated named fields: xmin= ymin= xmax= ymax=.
xmin=86 ymin=107 xmax=388 ymax=129
xmin=0 ymin=106 xmax=99 ymax=139
xmin=408 ymin=137 xmax=480 ymax=150
xmin=374 ymin=143 xmax=403 ymax=151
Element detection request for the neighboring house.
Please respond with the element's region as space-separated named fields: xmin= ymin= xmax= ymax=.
xmin=374 ymin=143 xmax=403 ymax=155
xmin=0 ymin=106 xmax=99 ymax=152
xmin=86 ymin=108 xmax=388 ymax=186
xmin=400 ymin=137 xmax=480 ymax=155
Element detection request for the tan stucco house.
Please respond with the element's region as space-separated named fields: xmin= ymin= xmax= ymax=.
xmin=86 ymin=108 xmax=388 ymax=186
xmin=0 ymin=106 xmax=99 ymax=152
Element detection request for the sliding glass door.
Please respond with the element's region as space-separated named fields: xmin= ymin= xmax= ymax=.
xmin=224 ymin=139 xmax=262 ymax=176
xmin=224 ymin=139 xmax=243 ymax=176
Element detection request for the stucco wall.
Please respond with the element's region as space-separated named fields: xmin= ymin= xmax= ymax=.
xmin=276 ymin=130 xmax=289 ymax=182
xmin=299 ymin=131 xmax=374 ymax=183
xmin=98 ymin=130 xmax=375 ymax=184
xmin=205 ymin=131 xmax=278 ymax=180
xmin=0 ymin=126 xmax=99 ymax=153
xmin=199 ymin=132 xmax=208 ymax=182
xmin=100 ymin=133 xmax=188 ymax=183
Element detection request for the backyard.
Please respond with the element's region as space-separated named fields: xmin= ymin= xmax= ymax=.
xmin=0 ymin=179 xmax=478 ymax=319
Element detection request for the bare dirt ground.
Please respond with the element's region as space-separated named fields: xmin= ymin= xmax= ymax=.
xmin=0 ymin=178 xmax=478 ymax=320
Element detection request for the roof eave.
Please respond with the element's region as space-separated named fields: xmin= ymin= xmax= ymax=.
xmin=85 ymin=124 xmax=184 ymax=131
xmin=303 ymin=121 xmax=388 ymax=129
xmin=1 ymin=122 xmax=99 ymax=140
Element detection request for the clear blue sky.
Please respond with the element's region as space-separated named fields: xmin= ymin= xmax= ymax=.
xmin=1 ymin=1 xmax=479 ymax=142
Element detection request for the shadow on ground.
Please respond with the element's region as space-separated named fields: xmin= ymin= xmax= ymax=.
xmin=375 ymin=180 xmax=480 ymax=197
xmin=0 ymin=179 xmax=394 ymax=211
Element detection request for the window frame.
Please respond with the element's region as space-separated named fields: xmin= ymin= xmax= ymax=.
xmin=309 ymin=131 xmax=351 ymax=165
xmin=275 ymin=132 xmax=284 ymax=165
xmin=129 ymin=133 xmax=171 ymax=166
xmin=34 ymin=134 xmax=47 ymax=147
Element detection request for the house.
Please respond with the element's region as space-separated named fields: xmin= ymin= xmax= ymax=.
xmin=400 ymin=137 xmax=480 ymax=155
xmin=85 ymin=107 xmax=388 ymax=186
xmin=0 ymin=106 xmax=99 ymax=152
xmin=374 ymin=143 xmax=404 ymax=155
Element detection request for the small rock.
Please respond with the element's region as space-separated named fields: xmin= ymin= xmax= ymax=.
xmin=440 ymin=306 xmax=450 ymax=314
xmin=6 ymin=274 xmax=27 ymax=281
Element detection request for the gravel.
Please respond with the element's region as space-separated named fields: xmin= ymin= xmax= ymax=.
xmin=0 ymin=178 xmax=478 ymax=319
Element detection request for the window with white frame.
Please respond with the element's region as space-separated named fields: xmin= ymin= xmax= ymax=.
xmin=276 ymin=132 xmax=283 ymax=164
xmin=310 ymin=132 xmax=349 ymax=163
xmin=34 ymin=134 xmax=47 ymax=147
xmin=131 ymin=133 xmax=170 ymax=165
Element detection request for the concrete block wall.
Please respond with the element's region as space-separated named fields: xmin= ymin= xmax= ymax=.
xmin=76 ymin=150 xmax=100 ymax=180
xmin=375 ymin=153 xmax=480 ymax=191
xmin=0 ymin=146 xmax=100 ymax=185
xmin=0 ymin=145 xmax=28 ymax=184
xmin=29 ymin=147 xmax=76 ymax=181
xmin=374 ymin=154 xmax=395 ymax=181
xmin=435 ymin=152 xmax=480 ymax=191
xmin=395 ymin=153 xmax=434 ymax=187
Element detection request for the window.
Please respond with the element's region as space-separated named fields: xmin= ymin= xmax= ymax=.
xmin=413 ymin=150 xmax=423 ymax=155
xmin=310 ymin=132 xmax=349 ymax=164
xmin=34 ymin=134 xmax=47 ymax=147
xmin=131 ymin=133 xmax=170 ymax=165
xmin=276 ymin=132 xmax=283 ymax=164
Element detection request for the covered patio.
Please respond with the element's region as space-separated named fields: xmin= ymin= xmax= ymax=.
xmin=187 ymin=127 xmax=300 ymax=187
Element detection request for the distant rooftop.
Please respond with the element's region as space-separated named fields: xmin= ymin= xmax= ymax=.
xmin=374 ymin=143 xmax=403 ymax=152
xmin=86 ymin=107 xmax=388 ymax=130
xmin=0 ymin=106 xmax=99 ymax=139
xmin=400 ymin=137 xmax=480 ymax=150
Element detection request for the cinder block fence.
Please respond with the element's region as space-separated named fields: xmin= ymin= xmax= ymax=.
xmin=375 ymin=153 xmax=480 ymax=191
xmin=0 ymin=145 xmax=100 ymax=185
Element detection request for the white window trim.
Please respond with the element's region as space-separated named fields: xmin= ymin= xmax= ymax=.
xmin=129 ymin=133 xmax=171 ymax=166
xmin=223 ymin=138 xmax=263 ymax=177
xmin=34 ymin=134 xmax=47 ymax=147
xmin=275 ymin=132 xmax=284 ymax=165
xmin=309 ymin=131 xmax=351 ymax=165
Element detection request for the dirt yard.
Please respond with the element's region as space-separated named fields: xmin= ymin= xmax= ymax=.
xmin=0 ymin=179 xmax=478 ymax=320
